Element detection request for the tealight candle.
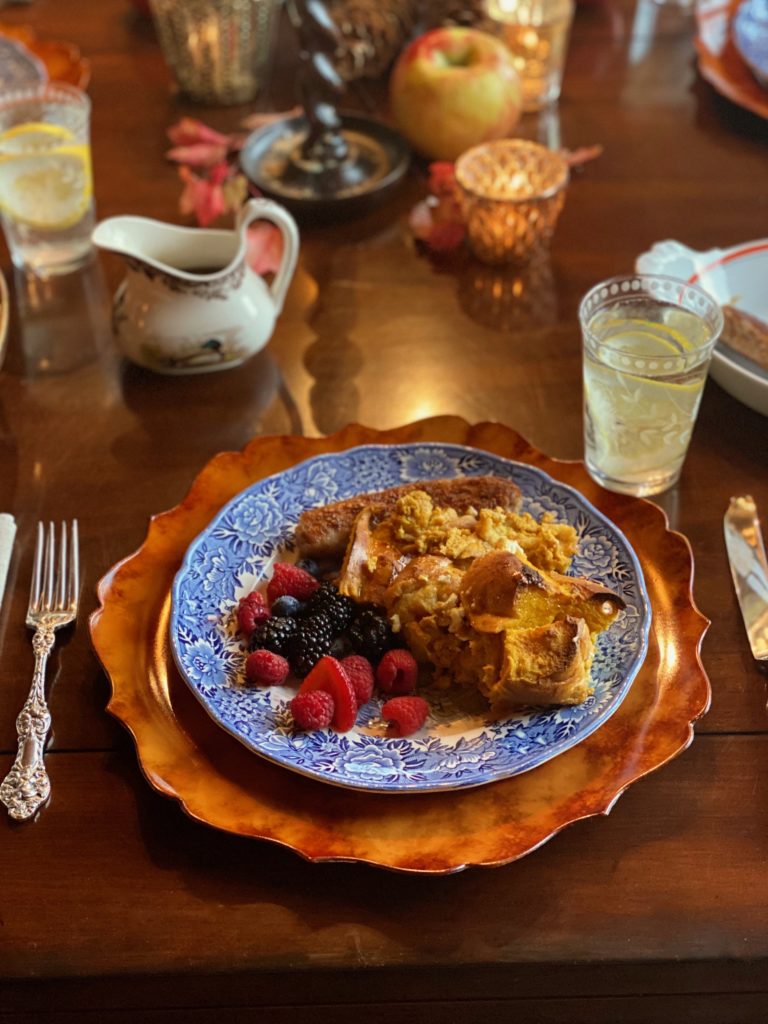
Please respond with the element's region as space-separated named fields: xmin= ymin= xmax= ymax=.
xmin=455 ymin=139 xmax=569 ymax=266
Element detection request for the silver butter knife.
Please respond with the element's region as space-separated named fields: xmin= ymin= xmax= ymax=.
xmin=724 ymin=495 xmax=768 ymax=662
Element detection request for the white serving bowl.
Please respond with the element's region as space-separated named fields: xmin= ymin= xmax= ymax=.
xmin=636 ymin=239 xmax=768 ymax=417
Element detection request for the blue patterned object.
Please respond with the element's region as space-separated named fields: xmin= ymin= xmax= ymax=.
xmin=170 ymin=444 xmax=651 ymax=793
xmin=734 ymin=0 xmax=768 ymax=87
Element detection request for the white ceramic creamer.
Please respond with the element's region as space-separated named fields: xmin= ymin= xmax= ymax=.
xmin=92 ymin=198 xmax=299 ymax=374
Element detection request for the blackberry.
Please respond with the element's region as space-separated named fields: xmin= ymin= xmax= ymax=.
xmin=288 ymin=615 xmax=335 ymax=677
xmin=302 ymin=582 xmax=355 ymax=636
xmin=349 ymin=608 xmax=398 ymax=663
xmin=250 ymin=615 xmax=298 ymax=655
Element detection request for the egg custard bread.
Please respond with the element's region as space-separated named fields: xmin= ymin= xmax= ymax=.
xmin=337 ymin=490 xmax=625 ymax=710
xmin=294 ymin=475 xmax=523 ymax=560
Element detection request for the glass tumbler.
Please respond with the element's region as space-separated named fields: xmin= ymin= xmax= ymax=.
xmin=149 ymin=0 xmax=279 ymax=105
xmin=579 ymin=274 xmax=724 ymax=497
xmin=485 ymin=0 xmax=575 ymax=111
xmin=0 ymin=83 xmax=94 ymax=276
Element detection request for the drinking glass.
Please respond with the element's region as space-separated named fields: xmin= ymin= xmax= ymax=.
xmin=0 ymin=84 xmax=94 ymax=276
xmin=149 ymin=0 xmax=279 ymax=105
xmin=579 ymin=274 xmax=724 ymax=497
xmin=485 ymin=0 xmax=575 ymax=111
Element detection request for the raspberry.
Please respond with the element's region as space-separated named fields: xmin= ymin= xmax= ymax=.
xmin=267 ymin=562 xmax=320 ymax=605
xmin=290 ymin=690 xmax=335 ymax=731
xmin=245 ymin=649 xmax=289 ymax=687
xmin=376 ymin=649 xmax=418 ymax=695
xmin=298 ymin=656 xmax=358 ymax=732
xmin=236 ymin=591 xmax=269 ymax=634
xmin=381 ymin=696 xmax=429 ymax=737
xmin=341 ymin=655 xmax=375 ymax=705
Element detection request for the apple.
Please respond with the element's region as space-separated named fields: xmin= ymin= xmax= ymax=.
xmin=390 ymin=27 xmax=522 ymax=162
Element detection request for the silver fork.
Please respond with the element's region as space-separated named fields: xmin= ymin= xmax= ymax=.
xmin=0 ymin=521 xmax=79 ymax=821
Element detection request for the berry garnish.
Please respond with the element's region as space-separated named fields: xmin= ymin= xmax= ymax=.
xmin=267 ymin=562 xmax=320 ymax=605
xmin=236 ymin=591 xmax=269 ymax=634
xmin=302 ymin=582 xmax=356 ymax=634
xmin=290 ymin=690 xmax=335 ymax=731
xmin=296 ymin=557 xmax=321 ymax=578
xmin=349 ymin=608 xmax=398 ymax=663
xmin=250 ymin=615 xmax=298 ymax=655
xmin=381 ymin=696 xmax=429 ymax=737
xmin=299 ymin=656 xmax=358 ymax=732
xmin=245 ymin=649 xmax=289 ymax=687
xmin=288 ymin=615 xmax=335 ymax=677
xmin=271 ymin=595 xmax=303 ymax=618
xmin=376 ymin=649 xmax=418 ymax=694
xmin=341 ymin=654 xmax=375 ymax=705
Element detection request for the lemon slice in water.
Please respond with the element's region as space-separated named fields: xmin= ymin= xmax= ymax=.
xmin=0 ymin=142 xmax=92 ymax=230
xmin=0 ymin=122 xmax=76 ymax=155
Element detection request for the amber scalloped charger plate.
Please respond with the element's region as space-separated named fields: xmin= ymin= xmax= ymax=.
xmin=695 ymin=0 xmax=768 ymax=120
xmin=90 ymin=419 xmax=711 ymax=874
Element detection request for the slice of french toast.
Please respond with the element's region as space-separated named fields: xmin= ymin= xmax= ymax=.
xmin=294 ymin=475 xmax=522 ymax=560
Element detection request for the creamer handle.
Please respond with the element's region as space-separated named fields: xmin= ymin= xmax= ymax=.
xmin=237 ymin=198 xmax=300 ymax=315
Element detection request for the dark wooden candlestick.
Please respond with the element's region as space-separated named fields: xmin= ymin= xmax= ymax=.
xmin=239 ymin=0 xmax=409 ymax=218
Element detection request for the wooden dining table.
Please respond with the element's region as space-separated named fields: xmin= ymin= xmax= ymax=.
xmin=2 ymin=0 xmax=768 ymax=1020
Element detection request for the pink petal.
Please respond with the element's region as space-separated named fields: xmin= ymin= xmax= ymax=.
xmin=177 ymin=166 xmax=226 ymax=227
xmin=166 ymin=142 xmax=229 ymax=168
xmin=167 ymin=117 xmax=230 ymax=148
xmin=246 ymin=222 xmax=284 ymax=275
xmin=426 ymin=220 xmax=465 ymax=253
xmin=428 ymin=161 xmax=457 ymax=197
xmin=409 ymin=199 xmax=436 ymax=241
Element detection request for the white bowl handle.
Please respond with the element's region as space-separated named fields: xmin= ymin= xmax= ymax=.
xmin=237 ymin=198 xmax=300 ymax=315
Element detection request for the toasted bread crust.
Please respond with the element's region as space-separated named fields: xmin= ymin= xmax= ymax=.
xmin=294 ymin=475 xmax=522 ymax=559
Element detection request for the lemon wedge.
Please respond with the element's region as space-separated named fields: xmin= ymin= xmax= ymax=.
xmin=585 ymin=361 xmax=705 ymax=477
xmin=0 ymin=144 xmax=92 ymax=230
xmin=0 ymin=122 xmax=76 ymax=156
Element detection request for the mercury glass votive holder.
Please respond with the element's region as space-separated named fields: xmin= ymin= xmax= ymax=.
xmin=149 ymin=0 xmax=279 ymax=105
xmin=455 ymin=139 xmax=569 ymax=266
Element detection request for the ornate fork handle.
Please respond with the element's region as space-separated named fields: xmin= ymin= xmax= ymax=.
xmin=0 ymin=624 xmax=55 ymax=821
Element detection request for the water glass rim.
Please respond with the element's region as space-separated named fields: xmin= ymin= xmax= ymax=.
xmin=0 ymin=82 xmax=91 ymax=114
xmin=579 ymin=272 xmax=724 ymax=352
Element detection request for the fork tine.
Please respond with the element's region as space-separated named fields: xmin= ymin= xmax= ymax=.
xmin=43 ymin=521 xmax=55 ymax=612
xmin=28 ymin=521 xmax=44 ymax=613
xmin=57 ymin=521 xmax=67 ymax=610
xmin=69 ymin=519 xmax=79 ymax=610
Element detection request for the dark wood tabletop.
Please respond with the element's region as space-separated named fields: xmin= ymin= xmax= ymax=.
xmin=1 ymin=0 xmax=768 ymax=1021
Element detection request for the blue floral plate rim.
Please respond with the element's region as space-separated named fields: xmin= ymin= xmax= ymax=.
xmin=169 ymin=443 xmax=652 ymax=794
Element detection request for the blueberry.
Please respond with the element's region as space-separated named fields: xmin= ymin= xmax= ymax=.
xmin=296 ymin=557 xmax=321 ymax=578
xmin=271 ymin=595 xmax=303 ymax=618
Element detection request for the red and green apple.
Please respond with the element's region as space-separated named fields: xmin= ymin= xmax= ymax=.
xmin=390 ymin=27 xmax=522 ymax=162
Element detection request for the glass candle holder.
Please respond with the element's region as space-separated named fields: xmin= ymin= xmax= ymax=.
xmin=149 ymin=0 xmax=279 ymax=105
xmin=485 ymin=0 xmax=575 ymax=111
xmin=455 ymin=139 xmax=569 ymax=266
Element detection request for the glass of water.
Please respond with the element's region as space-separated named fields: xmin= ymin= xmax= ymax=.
xmin=579 ymin=274 xmax=723 ymax=497
xmin=0 ymin=83 xmax=94 ymax=276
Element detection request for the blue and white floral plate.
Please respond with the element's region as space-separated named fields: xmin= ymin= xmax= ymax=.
xmin=170 ymin=444 xmax=651 ymax=794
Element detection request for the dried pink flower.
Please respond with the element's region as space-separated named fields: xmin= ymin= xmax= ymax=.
xmin=246 ymin=222 xmax=284 ymax=275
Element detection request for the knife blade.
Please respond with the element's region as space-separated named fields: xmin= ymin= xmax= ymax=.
xmin=724 ymin=495 xmax=768 ymax=662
